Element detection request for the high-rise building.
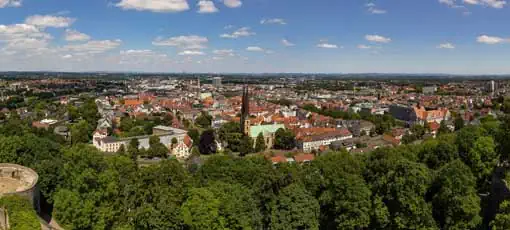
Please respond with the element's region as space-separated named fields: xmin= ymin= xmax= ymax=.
xmin=486 ymin=80 xmax=497 ymax=93
xmin=240 ymin=85 xmax=250 ymax=136
xmin=212 ymin=77 xmax=222 ymax=88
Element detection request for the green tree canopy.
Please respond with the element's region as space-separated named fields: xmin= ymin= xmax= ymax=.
xmin=255 ymin=132 xmax=267 ymax=153
xmin=431 ymin=160 xmax=481 ymax=230
xmin=270 ymin=183 xmax=320 ymax=230
xmin=274 ymin=128 xmax=296 ymax=150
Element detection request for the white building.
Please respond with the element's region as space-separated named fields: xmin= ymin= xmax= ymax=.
xmin=93 ymin=126 xmax=190 ymax=158
xmin=298 ymin=129 xmax=353 ymax=152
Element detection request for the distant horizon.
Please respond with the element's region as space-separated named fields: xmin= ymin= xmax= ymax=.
xmin=1 ymin=70 xmax=510 ymax=77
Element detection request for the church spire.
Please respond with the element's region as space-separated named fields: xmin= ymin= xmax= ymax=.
xmin=240 ymin=85 xmax=250 ymax=135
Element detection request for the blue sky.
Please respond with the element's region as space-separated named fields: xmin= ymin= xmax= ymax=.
xmin=0 ymin=0 xmax=510 ymax=74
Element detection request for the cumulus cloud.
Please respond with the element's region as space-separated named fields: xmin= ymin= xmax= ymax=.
xmin=178 ymin=50 xmax=205 ymax=55
xmin=260 ymin=18 xmax=287 ymax=25
xmin=213 ymin=49 xmax=235 ymax=56
xmin=120 ymin=49 xmax=154 ymax=55
xmin=152 ymin=35 xmax=208 ymax=49
xmin=437 ymin=43 xmax=455 ymax=49
xmin=317 ymin=42 xmax=339 ymax=49
xmin=220 ymin=27 xmax=255 ymax=39
xmin=25 ymin=15 xmax=76 ymax=28
xmin=64 ymin=29 xmax=91 ymax=42
xmin=0 ymin=0 xmax=21 ymax=8
xmin=365 ymin=3 xmax=387 ymax=14
xmin=223 ymin=0 xmax=242 ymax=8
xmin=282 ymin=39 xmax=295 ymax=47
xmin=440 ymin=0 xmax=506 ymax=8
xmin=365 ymin=34 xmax=392 ymax=43
xmin=197 ymin=0 xmax=218 ymax=13
xmin=477 ymin=35 xmax=507 ymax=44
xmin=246 ymin=46 xmax=264 ymax=52
xmin=62 ymin=39 xmax=122 ymax=54
xmin=0 ymin=23 xmax=52 ymax=54
xmin=463 ymin=0 xmax=506 ymax=8
xmin=116 ymin=0 xmax=190 ymax=12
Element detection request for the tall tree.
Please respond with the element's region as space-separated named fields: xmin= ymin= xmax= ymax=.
xmin=188 ymin=128 xmax=200 ymax=145
xmin=71 ymin=120 xmax=90 ymax=145
xmin=465 ymin=136 xmax=499 ymax=191
xmin=431 ymin=160 xmax=481 ymax=230
xmin=437 ymin=120 xmax=450 ymax=136
xmin=365 ymin=149 xmax=437 ymax=229
xmin=497 ymin=115 xmax=510 ymax=160
xmin=128 ymin=138 xmax=140 ymax=162
xmin=454 ymin=116 xmax=465 ymax=131
xmin=208 ymin=182 xmax=262 ymax=229
xmin=274 ymin=128 xmax=296 ymax=150
xmin=270 ymin=183 xmax=320 ymax=230
xmin=491 ymin=200 xmax=510 ymax=230
xmin=255 ymin=132 xmax=267 ymax=152
xmin=239 ymin=135 xmax=254 ymax=156
xmin=181 ymin=188 xmax=225 ymax=230
xmin=116 ymin=144 xmax=126 ymax=156
xmin=199 ymin=129 xmax=217 ymax=155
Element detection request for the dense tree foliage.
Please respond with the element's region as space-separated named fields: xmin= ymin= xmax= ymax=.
xmin=430 ymin=160 xmax=481 ymax=229
xmin=255 ymin=132 xmax=267 ymax=152
xmin=199 ymin=129 xmax=217 ymax=155
xmin=0 ymin=195 xmax=40 ymax=230
xmin=2 ymin=111 xmax=510 ymax=230
xmin=274 ymin=128 xmax=296 ymax=150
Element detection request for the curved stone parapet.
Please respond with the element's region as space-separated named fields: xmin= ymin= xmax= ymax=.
xmin=0 ymin=163 xmax=40 ymax=213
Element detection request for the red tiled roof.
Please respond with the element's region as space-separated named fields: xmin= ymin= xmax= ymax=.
xmin=294 ymin=154 xmax=315 ymax=163
xmin=271 ymin=156 xmax=287 ymax=164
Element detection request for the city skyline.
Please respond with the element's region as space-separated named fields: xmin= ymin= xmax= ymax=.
xmin=1 ymin=0 xmax=510 ymax=74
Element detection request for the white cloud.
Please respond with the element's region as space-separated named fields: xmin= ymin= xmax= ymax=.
xmin=357 ymin=44 xmax=372 ymax=49
xmin=440 ymin=0 xmax=506 ymax=8
xmin=63 ymin=39 xmax=122 ymax=54
xmin=365 ymin=34 xmax=392 ymax=43
xmin=152 ymin=35 xmax=208 ymax=49
xmin=282 ymin=39 xmax=295 ymax=47
xmin=0 ymin=24 xmax=52 ymax=54
xmin=220 ymin=27 xmax=255 ymax=39
xmin=213 ymin=49 xmax=235 ymax=56
xmin=260 ymin=18 xmax=287 ymax=25
xmin=223 ymin=0 xmax=242 ymax=8
xmin=224 ymin=25 xmax=234 ymax=29
xmin=120 ymin=49 xmax=154 ymax=55
xmin=0 ymin=0 xmax=21 ymax=8
xmin=246 ymin=46 xmax=264 ymax=52
xmin=25 ymin=15 xmax=76 ymax=28
xmin=0 ymin=24 xmax=51 ymax=41
xmin=463 ymin=0 xmax=506 ymax=8
xmin=477 ymin=35 xmax=507 ymax=44
xmin=61 ymin=54 xmax=73 ymax=59
xmin=437 ymin=43 xmax=455 ymax=49
xmin=116 ymin=0 xmax=190 ymax=12
xmin=197 ymin=0 xmax=218 ymax=13
xmin=64 ymin=29 xmax=91 ymax=42
xmin=317 ymin=42 xmax=339 ymax=49
xmin=178 ymin=50 xmax=205 ymax=55
xmin=365 ymin=3 xmax=387 ymax=14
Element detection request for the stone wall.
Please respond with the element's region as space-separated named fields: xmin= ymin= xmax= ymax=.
xmin=0 ymin=164 xmax=40 ymax=213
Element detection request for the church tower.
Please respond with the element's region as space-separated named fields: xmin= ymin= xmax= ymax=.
xmin=240 ymin=85 xmax=250 ymax=136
